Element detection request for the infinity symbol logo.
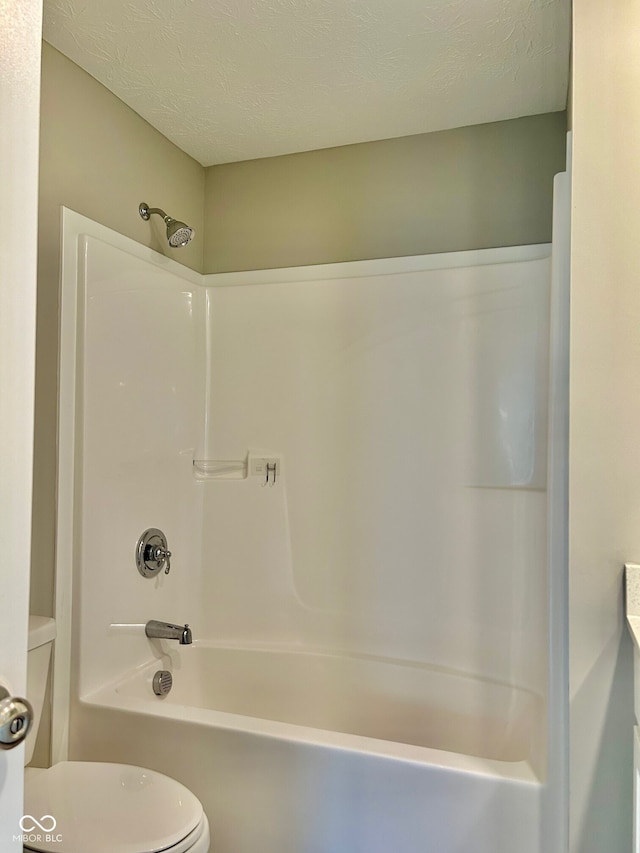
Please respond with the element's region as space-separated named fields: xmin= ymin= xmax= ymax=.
xmin=20 ymin=815 xmax=57 ymax=832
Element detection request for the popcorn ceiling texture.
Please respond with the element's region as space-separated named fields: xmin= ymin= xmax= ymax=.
xmin=43 ymin=0 xmax=570 ymax=166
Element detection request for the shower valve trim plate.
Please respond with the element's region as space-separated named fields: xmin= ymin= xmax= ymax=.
xmin=136 ymin=528 xmax=172 ymax=578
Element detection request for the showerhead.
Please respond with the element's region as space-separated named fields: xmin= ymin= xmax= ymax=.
xmin=139 ymin=202 xmax=195 ymax=248
xmin=166 ymin=218 xmax=194 ymax=248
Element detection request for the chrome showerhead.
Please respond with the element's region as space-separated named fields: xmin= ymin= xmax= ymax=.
xmin=139 ymin=202 xmax=195 ymax=248
xmin=166 ymin=218 xmax=194 ymax=248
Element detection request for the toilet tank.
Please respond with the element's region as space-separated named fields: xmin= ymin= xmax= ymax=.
xmin=26 ymin=616 xmax=56 ymax=766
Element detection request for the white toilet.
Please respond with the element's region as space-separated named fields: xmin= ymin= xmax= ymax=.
xmin=23 ymin=617 xmax=210 ymax=853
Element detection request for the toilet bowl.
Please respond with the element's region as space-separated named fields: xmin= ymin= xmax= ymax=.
xmin=23 ymin=617 xmax=210 ymax=853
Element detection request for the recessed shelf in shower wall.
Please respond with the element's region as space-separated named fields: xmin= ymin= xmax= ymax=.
xmin=193 ymin=459 xmax=247 ymax=479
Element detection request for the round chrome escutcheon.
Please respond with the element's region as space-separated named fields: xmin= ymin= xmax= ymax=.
xmin=136 ymin=528 xmax=171 ymax=578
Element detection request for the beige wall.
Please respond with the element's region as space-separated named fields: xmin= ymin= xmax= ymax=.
xmin=32 ymin=43 xmax=205 ymax=618
xmin=570 ymin=2 xmax=637 ymax=851
xmin=203 ymin=112 xmax=566 ymax=273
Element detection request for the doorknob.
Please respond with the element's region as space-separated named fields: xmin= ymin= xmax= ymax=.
xmin=0 ymin=685 xmax=33 ymax=749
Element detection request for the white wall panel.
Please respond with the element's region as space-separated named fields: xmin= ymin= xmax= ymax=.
xmin=202 ymin=253 xmax=551 ymax=697
xmin=69 ymin=233 xmax=206 ymax=697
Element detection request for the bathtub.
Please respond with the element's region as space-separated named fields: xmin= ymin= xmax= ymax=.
xmin=73 ymin=642 xmax=544 ymax=853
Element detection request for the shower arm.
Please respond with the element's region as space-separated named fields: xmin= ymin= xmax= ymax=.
xmin=138 ymin=201 xmax=194 ymax=248
xmin=139 ymin=203 xmax=170 ymax=223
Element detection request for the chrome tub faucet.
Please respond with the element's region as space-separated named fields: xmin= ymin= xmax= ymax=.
xmin=145 ymin=620 xmax=192 ymax=645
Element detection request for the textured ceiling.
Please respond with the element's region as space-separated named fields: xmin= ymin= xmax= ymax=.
xmin=43 ymin=0 xmax=570 ymax=167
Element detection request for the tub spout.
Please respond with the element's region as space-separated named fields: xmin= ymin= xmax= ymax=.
xmin=145 ymin=620 xmax=192 ymax=644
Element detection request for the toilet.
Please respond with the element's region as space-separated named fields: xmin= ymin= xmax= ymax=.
xmin=23 ymin=617 xmax=210 ymax=853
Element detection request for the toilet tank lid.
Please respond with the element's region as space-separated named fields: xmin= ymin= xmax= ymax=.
xmin=28 ymin=616 xmax=56 ymax=650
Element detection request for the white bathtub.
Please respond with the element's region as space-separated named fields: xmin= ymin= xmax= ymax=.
xmin=74 ymin=642 xmax=544 ymax=853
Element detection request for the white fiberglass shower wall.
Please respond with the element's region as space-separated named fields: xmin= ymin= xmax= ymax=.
xmin=200 ymin=256 xmax=549 ymax=695
xmin=55 ymin=198 xmax=568 ymax=853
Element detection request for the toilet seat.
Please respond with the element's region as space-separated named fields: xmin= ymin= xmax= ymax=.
xmin=23 ymin=815 xmax=209 ymax=853
xmin=23 ymin=761 xmax=208 ymax=853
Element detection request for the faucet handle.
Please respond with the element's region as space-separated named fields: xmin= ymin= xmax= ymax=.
xmin=149 ymin=544 xmax=171 ymax=574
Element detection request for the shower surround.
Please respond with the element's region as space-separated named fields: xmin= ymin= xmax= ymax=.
xmin=54 ymin=205 xmax=568 ymax=853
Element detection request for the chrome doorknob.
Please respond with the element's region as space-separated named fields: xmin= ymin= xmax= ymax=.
xmin=0 ymin=685 xmax=33 ymax=749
